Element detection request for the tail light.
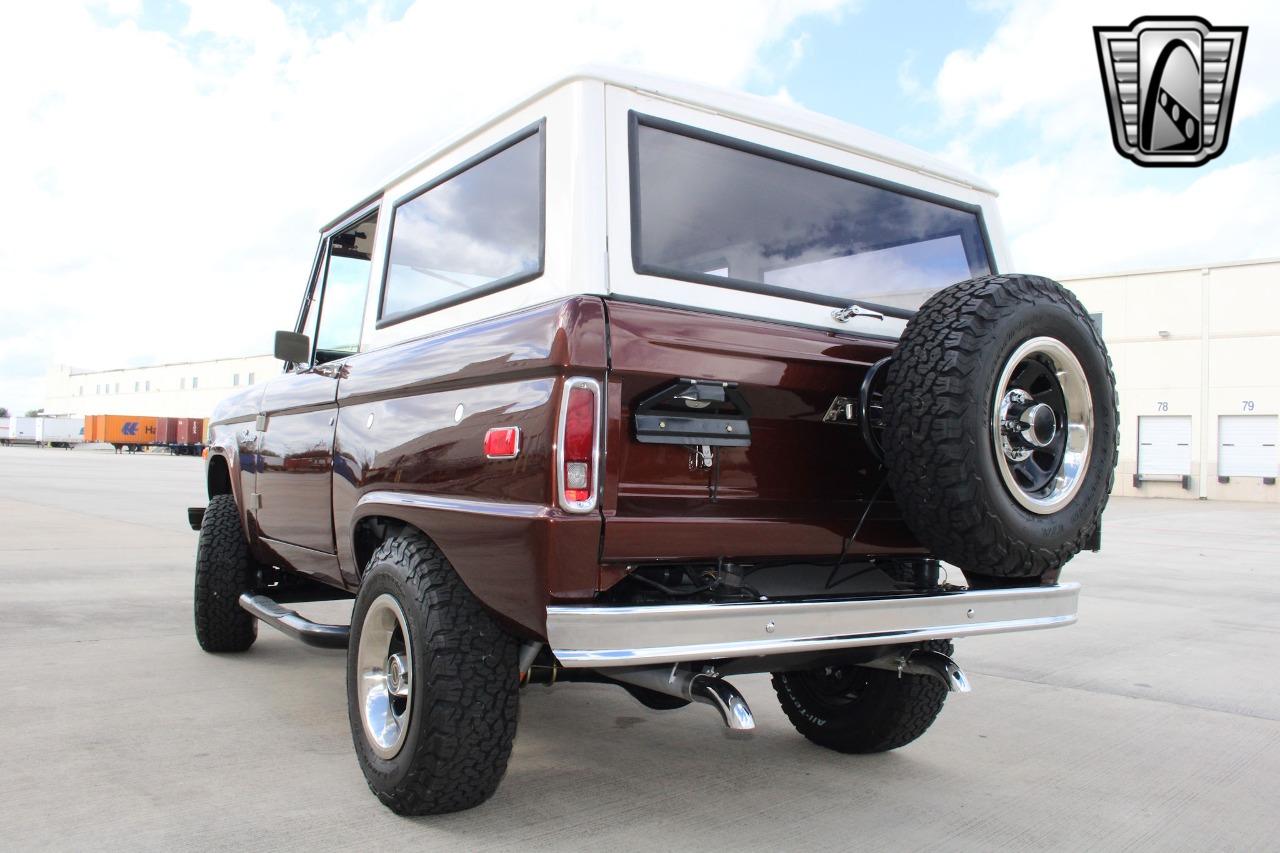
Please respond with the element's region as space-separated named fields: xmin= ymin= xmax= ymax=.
xmin=557 ymin=377 xmax=602 ymax=512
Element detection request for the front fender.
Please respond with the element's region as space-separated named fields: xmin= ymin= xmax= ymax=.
xmin=205 ymin=419 xmax=257 ymax=545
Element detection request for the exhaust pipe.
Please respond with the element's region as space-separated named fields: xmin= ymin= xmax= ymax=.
xmin=860 ymin=647 xmax=972 ymax=693
xmin=608 ymin=664 xmax=755 ymax=730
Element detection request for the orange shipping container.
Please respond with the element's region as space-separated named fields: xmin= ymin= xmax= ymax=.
xmin=100 ymin=415 xmax=159 ymax=446
xmin=84 ymin=415 xmax=107 ymax=443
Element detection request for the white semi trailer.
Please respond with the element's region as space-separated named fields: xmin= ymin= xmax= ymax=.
xmin=1 ymin=417 xmax=39 ymax=445
xmin=37 ymin=416 xmax=85 ymax=448
xmin=0 ymin=416 xmax=85 ymax=448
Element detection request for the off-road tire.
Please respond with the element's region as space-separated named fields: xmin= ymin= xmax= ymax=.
xmin=347 ymin=532 xmax=519 ymax=815
xmin=881 ymin=274 xmax=1118 ymax=583
xmin=193 ymin=494 xmax=258 ymax=652
xmin=771 ymin=641 xmax=953 ymax=753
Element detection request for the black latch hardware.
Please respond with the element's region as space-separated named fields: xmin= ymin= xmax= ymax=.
xmin=633 ymin=378 xmax=752 ymax=447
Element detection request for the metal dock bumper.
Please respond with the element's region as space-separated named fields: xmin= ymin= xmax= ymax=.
xmin=547 ymin=582 xmax=1080 ymax=667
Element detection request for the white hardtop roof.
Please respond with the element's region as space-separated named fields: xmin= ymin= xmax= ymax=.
xmin=329 ymin=66 xmax=996 ymax=229
xmin=1058 ymin=254 xmax=1280 ymax=281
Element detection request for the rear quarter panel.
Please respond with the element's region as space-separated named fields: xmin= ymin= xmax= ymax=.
xmin=334 ymin=296 xmax=608 ymax=638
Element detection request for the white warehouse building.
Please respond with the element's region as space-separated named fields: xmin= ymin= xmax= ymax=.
xmin=43 ymin=354 xmax=278 ymax=420
xmin=1062 ymin=257 xmax=1279 ymax=503
xmin=39 ymin=258 xmax=1279 ymax=502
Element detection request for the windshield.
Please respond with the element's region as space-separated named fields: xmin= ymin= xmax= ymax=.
xmin=632 ymin=116 xmax=992 ymax=314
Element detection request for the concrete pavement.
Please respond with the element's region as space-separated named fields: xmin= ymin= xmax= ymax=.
xmin=1 ymin=445 xmax=1277 ymax=850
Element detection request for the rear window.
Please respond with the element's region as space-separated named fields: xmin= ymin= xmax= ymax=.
xmin=379 ymin=123 xmax=544 ymax=324
xmin=631 ymin=115 xmax=992 ymax=315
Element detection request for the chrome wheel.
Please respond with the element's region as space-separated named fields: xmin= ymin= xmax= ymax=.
xmin=991 ymin=336 xmax=1093 ymax=514
xmin=356 ymin=593 xmax=413 ymax=759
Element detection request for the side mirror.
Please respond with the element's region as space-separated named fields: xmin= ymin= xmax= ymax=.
xmin=274 ymin=330 xmax=311 ymax=364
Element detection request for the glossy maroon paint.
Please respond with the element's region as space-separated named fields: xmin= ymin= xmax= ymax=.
xmin=331 ymin=297 xmax=608 ymax=636
xmin=206 ymin=382 xmax=266 ymax=543
xmin=602 ymin=300 xmax=925 ymax=564
xmin=203 ymin=295 xmax=926 ymax=641
xmin=255 ymin=365 xmax=342 ymax=568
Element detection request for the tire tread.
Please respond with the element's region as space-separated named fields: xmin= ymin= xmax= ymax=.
xmin=880 ymin=274 xmax=1118 ymax=579
xmin=351 ymin=533 xmax=519 ymax=815
xmin=193 ymin=493 xmax=257 ymax=653
xmin=771 ymin=640 xmax=953 ymax=753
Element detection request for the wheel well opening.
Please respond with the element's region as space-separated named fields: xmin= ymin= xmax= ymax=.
xmin=207 ymin=455 xmax=232 ymax=498
xmin=353 ymin=515 xmax=409 ymax=575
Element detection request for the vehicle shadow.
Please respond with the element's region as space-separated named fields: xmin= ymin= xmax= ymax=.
xmin=414 ymin=678 xmax=955 ymax=845
xmin=227 ymin=633 xmax=966 ymax=848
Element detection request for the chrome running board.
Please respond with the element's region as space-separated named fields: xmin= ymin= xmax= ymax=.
xmin=239 ymin=593 xmax=350 ymax=649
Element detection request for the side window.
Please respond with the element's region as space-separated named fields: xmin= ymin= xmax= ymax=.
xmin=379 ymin=123 xmax=544 ymax=324
xmin=313 ymin=210 xmax=379 ymax=362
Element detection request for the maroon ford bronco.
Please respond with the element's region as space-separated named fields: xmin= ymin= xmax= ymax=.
xmin=191 ymin=70 xmax=1117 ymax=814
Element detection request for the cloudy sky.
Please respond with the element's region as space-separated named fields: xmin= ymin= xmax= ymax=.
xmin=2 ymin=0 xmax=1276 ymax=413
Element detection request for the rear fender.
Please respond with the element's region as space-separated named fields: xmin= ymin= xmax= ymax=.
xmin=332 ymin=297 xmax=611 ymax=638
xmin=349 ymin=492 xmax=600 ymax=640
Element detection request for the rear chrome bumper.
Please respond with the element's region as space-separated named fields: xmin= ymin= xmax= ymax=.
xmin=547 ymin=582 xmax=1080 ymax=668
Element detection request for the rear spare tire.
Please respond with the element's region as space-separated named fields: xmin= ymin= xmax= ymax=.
xmin=881 ymin=274 xmax=1117 ymax=584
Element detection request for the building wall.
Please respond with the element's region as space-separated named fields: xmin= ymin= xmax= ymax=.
xmin=44 ymin=355 xmax=280 ymax=421
xmin=1063 ymin=258 xmax=1280 ymax=503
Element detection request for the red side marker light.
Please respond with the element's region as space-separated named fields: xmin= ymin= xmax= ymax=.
xmin=484 ymin=426 xmax=521 ymax=459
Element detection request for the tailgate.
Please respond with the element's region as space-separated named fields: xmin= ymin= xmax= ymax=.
xmin=601 ymin=300 xmax=925 ymax=562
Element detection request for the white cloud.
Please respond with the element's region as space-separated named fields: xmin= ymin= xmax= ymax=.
xmin=0 ymin=0 xmax=847 ymax=412
xmin=767 ymin=86 xmax=802 ymax=108
xmin=927 ymin=0 xmax=1280 ymax=276
xmin=993 ymin=149 xmax=1280 ymax=276
xmin=896 ymin=50 xmax=922 ymax=100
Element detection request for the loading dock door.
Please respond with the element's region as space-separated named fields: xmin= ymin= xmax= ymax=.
xmin=1137 ymin=415 xmax=1192 ymax=477
xmin=1218 ymin=415 xmax=1279 ymax=477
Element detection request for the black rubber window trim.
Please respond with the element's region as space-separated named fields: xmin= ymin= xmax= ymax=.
xmin=375 ymin=120 xmax=547 ymax=330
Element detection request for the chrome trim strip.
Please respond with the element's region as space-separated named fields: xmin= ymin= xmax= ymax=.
xmin=354 ymin=489 xmax=547 ymax=519
xmin=548 ymin=583 xmax=1080 ymax=667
